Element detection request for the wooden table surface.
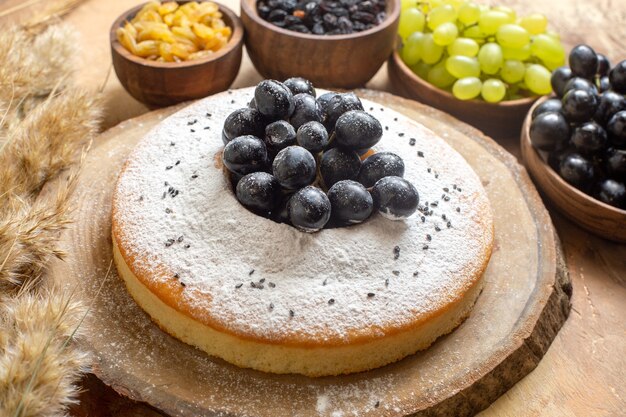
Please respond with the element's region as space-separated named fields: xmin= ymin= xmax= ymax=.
xmin=2 ymin=0 xmax=624 ymax=416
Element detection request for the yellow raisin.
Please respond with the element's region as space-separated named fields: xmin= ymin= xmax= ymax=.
xmin=192 ymin=23 xmax=215 ymax=40
xmin=163 ymin=13 xmax=175 ymax=26
xmin=199 ymin=2 xmax=219 ymax=14
xmin=218 ymin=27 xmax=232 ymax=39
xmin=173 ymin=34 xmax=196 ymax=47
xmin=210 ymin=17 xmax=225 ymax=30
xmin=117 ymin=27 xmax=137 ymax=54
xmin=189 ymin=50 xmax=214 ymax=60
xmin=135 ymin=40 xmax=160 ymax=57
xmin=133 ymin=1 xmax=160 ymax=22
xmin=172 ymin=9 xmax=191 ymax=27
xmin=136 ymin=26 xmax=175 ymax=43
xmin=124 ymin=21 xmax=137 ymax=38
xmin=158 ymin=2 xmax=178 ymax=16
xmin=159 ymin=42 xmax=174 ymax=61
xmin=172 ymin=26 xmax=202 ymax=47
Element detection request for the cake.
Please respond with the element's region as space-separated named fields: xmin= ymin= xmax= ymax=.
xmin=112 ymin=87 xmax=494 ymax=377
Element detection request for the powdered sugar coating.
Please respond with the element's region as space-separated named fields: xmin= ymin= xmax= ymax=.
xmin=112 ymin=88 xmax=493 ymax=344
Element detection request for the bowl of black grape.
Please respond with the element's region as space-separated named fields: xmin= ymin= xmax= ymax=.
xmin=521 ymin=44 xmax=626 ymax=242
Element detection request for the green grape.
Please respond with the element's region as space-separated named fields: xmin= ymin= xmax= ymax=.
xmin=421 ymin=33 xmax=445 ymax=64
xmin=410 ymin=62 xmax=431 ymax=79
xmin=463 ymin=25 xmax=487 ymax=40
xmin=433 ymin=22 xmax=458 ymax=46
xmin=524 ymin=64 xmax=552 ymax=95
xmin=399 ymin=7 xmax=425 ymax=39
xmin=477 ymin=42 xmax=503 ymax=75
xmin=501 ymin=44 xmax=531 ymax=61
xmin=447 ymin=37 xmax=479 ymax=57
xmin=401 ymin=32 xmax=424 ymax=66
xmin=478 ymin=11 xmax=510 ymax=35
xmin=427 ymin=5 xmax=457 ymax=30
xmin=491 ymin=6 xmax=516 ymax=22
xmin=496 ymin=24 xmax=530 ymax=49
xmin=445 ymin=55 xmax=480 ymax=78
xmin=500 ymin=60 xmax=525 ymax=83
xmin=458 ymin=2 xmax=480 ymax=25
xmin=543 ymin=57 xmax=565 ymax=71
xmin=401 ymin=0 xmax=416 ymax=11
xmin=530 ymin=34 xmax=565 ymax=64
xmin=452 ymin=77 xmax=482 ymax=100
xmin=427 ymin=60 xmax=456 ymax=88
xmin=445 ymin=0 xmax=465 ymax=9
xmin=481 ymin=78 xmax=506 ymax=103
xmin=519 ymin=13 xmax=548 ymax=35
xmin=427 ymin=0 xmax=444 ymax=8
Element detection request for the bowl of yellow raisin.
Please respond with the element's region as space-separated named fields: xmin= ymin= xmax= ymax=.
xmin=111 ymin=1 xmax=244 ymax=107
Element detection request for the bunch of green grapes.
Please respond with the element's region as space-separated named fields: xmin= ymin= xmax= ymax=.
xmin=398 ymin=0 xmax=565 ymax=102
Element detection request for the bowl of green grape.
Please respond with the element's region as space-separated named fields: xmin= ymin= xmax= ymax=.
xmin=387 ymin=0 xmax=565 ymax=136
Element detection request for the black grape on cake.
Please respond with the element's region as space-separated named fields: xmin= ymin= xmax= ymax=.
xmin=529 ymin=44 xmax=626 ymax=209
xmin=221 ymin=77 xmax=421 ymax=231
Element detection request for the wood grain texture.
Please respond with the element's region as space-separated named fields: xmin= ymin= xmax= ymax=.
xmin=0 ymin=0 xmax=623 ymax=415
xmin=110 ymin=2 xmax=244 ymax=107
xmin=45 ymin=89 xmax=569 ymax=416
xmin=521 ymin=97 xmax=626 ymax=242
xmin=240 ymin=0 xmax=400 ymax=88
xmin=387 ymin=49 xmax=538 ymax=138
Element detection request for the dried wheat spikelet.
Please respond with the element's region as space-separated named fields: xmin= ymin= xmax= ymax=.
xmin=0 ymin=174 xmax=77 ymax=290
xmin=0 ymin=286 xmax=90 ymax=417
xmin=0 ymin=89 xmax=100 ymax=204
xmin=0 ymin=24 xmax=76 ymax=131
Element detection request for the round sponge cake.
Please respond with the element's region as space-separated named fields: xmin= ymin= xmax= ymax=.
xmin=111 ymin=88 xmax=494 ymax=377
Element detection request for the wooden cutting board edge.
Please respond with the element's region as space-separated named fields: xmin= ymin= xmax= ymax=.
xmin=47 ymin=90 xmax=572 ymax=417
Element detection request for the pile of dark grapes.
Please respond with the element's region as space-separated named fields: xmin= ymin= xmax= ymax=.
xmin=256 ymin=0 xmax=387 ymax=35
xmin=221 ymin=78 xmax=419 ymax=232
xmin=529 ymin=44 xmax=626 ymax=210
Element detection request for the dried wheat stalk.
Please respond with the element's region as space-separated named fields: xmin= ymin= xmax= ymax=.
xmin=0 ymin=174 xmax=76 ymax=290
xmin=0 ymin=287 xmax=89 ymax=417
xmin=0 ymin=21 xmax=101 ymax=417
xmin=0 ymin=24 xmax=77 ymax=133
xmin=0 ymin=89 xmax=99 ymax=205
xmin=0 ymin=88 xmax=100 ymax=290
xmin=0 ymin=0 xmax=87 ymax=32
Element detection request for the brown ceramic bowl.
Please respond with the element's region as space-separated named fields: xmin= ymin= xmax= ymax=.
xmin=240 ymin=0 xmax=400 ymax=88
xmin=110 ymin=1 xmax=244 ymax=107
xmin=521 ymin=97 xmax=626 ymax=242
xmin=388 ymin=46 xmax=538 ymax=137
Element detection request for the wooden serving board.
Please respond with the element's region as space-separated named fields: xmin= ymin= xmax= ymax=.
xmin=47 ymin=90 xmax=570 ymax=417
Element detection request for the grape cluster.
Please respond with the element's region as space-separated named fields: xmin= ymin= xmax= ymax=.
xmin=222 ymin=78 xmax=420 ymax=232
xmin=529 ymin=45 xmax=626 ymax=209
xmin=398 ymin=0 xmax=565 ymax=102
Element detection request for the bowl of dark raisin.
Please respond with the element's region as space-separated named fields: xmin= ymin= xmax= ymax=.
xmin=240 ymin=0 xmax=400 ymax=88
xmin=520 ymin=45 xmax=626 ymax=242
